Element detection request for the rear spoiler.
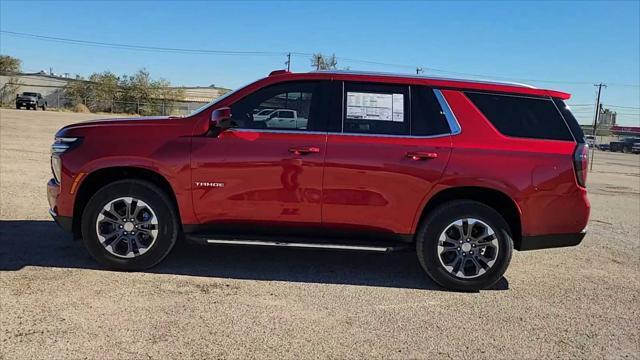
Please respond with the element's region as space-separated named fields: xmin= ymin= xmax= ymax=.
xmin=546 ymin=90 xmax=571 ymax=100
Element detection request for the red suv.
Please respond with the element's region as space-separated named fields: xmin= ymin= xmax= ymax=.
xmin=48 ymin=70 xmax=590 ymax=291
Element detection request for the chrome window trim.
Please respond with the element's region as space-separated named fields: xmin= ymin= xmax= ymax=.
xmin=228 ymin=128 xmax=451 ymax=139
xmin=229 ymin=128 xmax=328 ymax=135
xmin=433 ymin=89 xmax=462 ymax=135
xmin=336 ymin=132 xmax=451 ymax=139
xmin=228 ymin=86 xmax=463 ymax=140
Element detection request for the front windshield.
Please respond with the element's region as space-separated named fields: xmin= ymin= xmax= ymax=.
xmin=23 ymin=92 xmax=38 ymax=97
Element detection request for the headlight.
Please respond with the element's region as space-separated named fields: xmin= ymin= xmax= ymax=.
xmin=50 ymin=137 xmax=81 ymax=183
xmin=51 ymin=137 xmax=80 ymax=155
xmin=51 ymin=156 xmax=62 ymax=183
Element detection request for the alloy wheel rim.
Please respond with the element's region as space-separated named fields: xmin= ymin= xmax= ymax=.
xmin=95 ymin=197 xmax=159 ymax=258
xmin=437 ymin=218 xmax=499 ymax=279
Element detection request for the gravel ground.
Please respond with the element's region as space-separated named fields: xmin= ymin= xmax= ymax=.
xmin=1 ymin=108 xmax=639 ymax=359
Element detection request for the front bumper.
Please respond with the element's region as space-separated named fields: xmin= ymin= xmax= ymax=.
xmin=47 ymin=178 xmax=73 ymax=233
xmin=517 ymin=230 xmax=586 ymax=251
xmin=49 ymin=208 xmax=73 ymax=233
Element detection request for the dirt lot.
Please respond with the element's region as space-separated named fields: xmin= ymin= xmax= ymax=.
xmin=0 ymin=108 xmax=638 ymax=359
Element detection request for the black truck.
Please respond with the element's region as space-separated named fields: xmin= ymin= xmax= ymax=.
xmin=15 ymin=92 xmax=47 ymax=110
xmin=609 ymin=137 xmax=640 ymax=153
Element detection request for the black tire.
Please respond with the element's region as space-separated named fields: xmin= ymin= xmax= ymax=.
xmin=41 ymin=105 xmax=46 ymax=111
xmin=416 ymin=200 xmax=513 ymax=291
xmin=81 ymin=180 xmax=179 ymax=270
xmin=15 ymin=105 xmax=20 ymax=109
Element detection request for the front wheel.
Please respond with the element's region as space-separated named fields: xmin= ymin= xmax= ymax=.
xmin=81 ymin=180 xmax=178 ymax=270
xmin=416 ymin=200 xmax=513 ymax=291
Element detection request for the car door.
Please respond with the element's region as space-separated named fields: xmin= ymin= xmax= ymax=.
xmin=191 ymin=80 xmax=331 ymax=230
xmin=322 ymin=83 xmax=453 ymax=236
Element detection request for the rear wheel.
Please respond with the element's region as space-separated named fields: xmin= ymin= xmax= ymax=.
xmin=81 ymin=180 xmax=178 ymax=270
xmin=416 ymin=200 xmax=513 ymax=291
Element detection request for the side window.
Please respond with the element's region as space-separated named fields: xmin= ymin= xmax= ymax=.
xmin=466 ymin=92 xmax=573 ymax=141
xmin=411 ymin=86 xmax=450 ymax=136
xmin=343 ymin=83 xmax=409 ymax=135
xmin=230 ymin=81 xmax=327 ymax=131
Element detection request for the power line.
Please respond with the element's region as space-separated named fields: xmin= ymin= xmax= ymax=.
xmin=2 ymin=29 xmax=640 ymax=88
xmin=0 ymin=30 xmax=291 ymax=57
xmin=605 ymin=105 xmax=640 ymax=110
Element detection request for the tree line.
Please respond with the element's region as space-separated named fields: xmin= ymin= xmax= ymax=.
xmin=64 ymin=70 xmax=185 ymax=115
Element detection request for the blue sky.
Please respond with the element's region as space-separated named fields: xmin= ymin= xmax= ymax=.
xmin=1 ymin=0 xmax=639 ymax=125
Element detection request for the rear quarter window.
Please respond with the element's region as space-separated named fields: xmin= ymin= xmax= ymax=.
xmin=466 ymin=92 xmax=574 ymax=141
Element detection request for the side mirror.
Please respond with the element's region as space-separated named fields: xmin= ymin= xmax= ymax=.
xmin=211 ymin=107 xmax=233 ymax=130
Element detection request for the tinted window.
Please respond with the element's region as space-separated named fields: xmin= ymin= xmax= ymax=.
xmin=553 ymin=99 xmax=584 ymax=143
xmin=466 ymin=92 xmax=573 ymax=141
xmin=343 ymin=83 xmax=409 ymax=135
xmin=411 ymin=86 xmax=450 ymax=136
xmin=230 ymin=81 xmax=328 ymax=131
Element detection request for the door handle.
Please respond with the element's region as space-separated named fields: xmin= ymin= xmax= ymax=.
xmin=406 ymin=151 xmax=438 ymax=160
xmin=289 ymin=146 xmax=321 ymax=155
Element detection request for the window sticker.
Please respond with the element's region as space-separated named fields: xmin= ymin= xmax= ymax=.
xmin=346 ymin=92 xmax=404 ymax=122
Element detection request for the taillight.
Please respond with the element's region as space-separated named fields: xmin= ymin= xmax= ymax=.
xmin=573 ymin=143 xmax=588 ymax=187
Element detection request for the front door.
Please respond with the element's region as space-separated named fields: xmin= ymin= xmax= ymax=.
xmin=322 ymin=83 xmax=453 ymax=236
xmin=191 ymin=80 xmax=331 ymax=229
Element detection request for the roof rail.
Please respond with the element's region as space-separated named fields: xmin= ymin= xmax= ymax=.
xmin=310 ymin=70 xmax=536 ymax=89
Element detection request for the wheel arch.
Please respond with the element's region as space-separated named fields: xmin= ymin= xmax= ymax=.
xmin=72 ymin=166 xmax=181 ymax=239
xmin=416 ymin=186 xmax=523 ymax=249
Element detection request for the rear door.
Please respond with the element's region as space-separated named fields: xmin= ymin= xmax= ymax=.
xmin=191 ymin=80 xmax=332 ymax=228
xmin=322 ymin=83 xmax=453 ymax=236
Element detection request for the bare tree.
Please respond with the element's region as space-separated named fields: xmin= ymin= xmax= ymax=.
xmin=311 ymin=53 xmax=338 ymax=70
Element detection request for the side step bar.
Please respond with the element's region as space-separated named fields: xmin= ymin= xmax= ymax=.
xmin=187 ymin=236 xmax=410 ymax=253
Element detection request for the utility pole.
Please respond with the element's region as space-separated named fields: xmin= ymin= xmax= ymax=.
xmin=590 ymin=83 xmax=606 ymax=170
xmin=285 ymin=53 xmax=291 ymax=72
xmin=416 ymin=67 xmax=423 ymax=75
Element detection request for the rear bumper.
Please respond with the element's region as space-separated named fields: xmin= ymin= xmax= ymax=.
xmin=517 ymin=230 xmax=586 ymax=251
xmin=49 ymin=208 xmax=73 ymax=233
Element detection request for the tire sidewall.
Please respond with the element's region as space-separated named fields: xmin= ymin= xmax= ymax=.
xmin=417 ymin=201 xmax=513 ymax=291
xmin=81 ymin=180 xmax=178 ymax=270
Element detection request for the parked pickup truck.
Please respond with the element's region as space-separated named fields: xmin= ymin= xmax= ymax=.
xmin=609 ymin=137 xmax=640 ymax=153
xmin=47 ymin=69 xmax=590 ymax=291
xmin=16 ymin=92 xmax=47 ymax=110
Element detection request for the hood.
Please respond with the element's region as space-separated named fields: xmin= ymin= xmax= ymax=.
xmin=55 ymin=115 xmax=195 ymax=138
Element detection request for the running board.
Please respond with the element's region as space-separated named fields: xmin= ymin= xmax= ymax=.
xmin=186 ymin=236 xmax=409 ymax=253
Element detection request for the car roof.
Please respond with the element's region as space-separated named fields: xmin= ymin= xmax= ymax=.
xmin=266 ymin=69 xmax=570 ymax=99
